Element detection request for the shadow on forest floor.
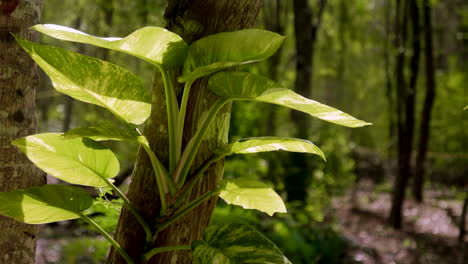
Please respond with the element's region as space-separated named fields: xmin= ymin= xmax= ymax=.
xmin=334 ymin=180 xmax=467 ymax=264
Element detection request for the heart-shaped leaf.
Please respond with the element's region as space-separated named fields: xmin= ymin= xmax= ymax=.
xmin=12 ymin=133 xmax=119 ymax=187
xmin=179 ymin=29 xmax=285 ymax=83
xmin=15 ymin=36 xmax=151 ymax=125
xmin=192 ymin=223 xmax=291 ymax=264
xmin=63 ymin=124 xmax=149 ymax=146
xmin=220 ymin=137 xmax=325 ymax=161
xmin=32 ymin=24 xmax=188 ymax=69
xmin=209 ymin=72 xmax=372 ymax=128
xmin=0 ymin=185 xmax=93 ymax=224
xmin=219 ymin=178 xmax=286 ymax=216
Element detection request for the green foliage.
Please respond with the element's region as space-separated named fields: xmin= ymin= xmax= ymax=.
xmin=33 ymin=24 xmax=188 ymax=70
xmin=208 ymin=72 xmax=371 ymax=128
xmin=15 ymin=36 xmax=151 ymax=125
xmin=180 ymin=29 xmax=286 ymax=83
xmin=0 ymin=185 xmax=92 ymax=224
xmin=1 ymin=23 xmax=369 ymax=263
xmin=62 ymin=237 xmax=110 ymax=264
xmin=12 ymin=133 xmax=119 ymax=187
xmin=192 ymin=223 xmax=292 ymax=264
xmin=219 ymin=178 xmax=287 ymax=216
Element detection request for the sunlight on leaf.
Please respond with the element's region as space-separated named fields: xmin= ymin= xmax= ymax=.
xmin=12 ymin=133 xmax=119 ymax=187
xmin=15 ymin=36 xmax=151 ymax=125
xmin=179 ymin=29 xmax=285 ymax=82
xmin=219 ymin=178 xmax=287 ymax=216
xmin=209 ymin=72 xmax=372 ymax=128
xmin=0 ymin=185 xmax=93 ymax=224
xmin=221 ymin=137 xmax=326 ymax=161
xmin=32 ymin=24 xmax=188 ymax=69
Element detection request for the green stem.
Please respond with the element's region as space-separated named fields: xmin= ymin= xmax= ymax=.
xmin=79 ymin=213 xmax=134 ymax=264
xmin=154 ymin=189 xmax=219 ymax=238
xmin=175 ymin=154 xmax=224 ymax=207
xmin=102 ymin=177 xmax=153 ymax=247
xmin=173 ymin=99 xmax=229 ymax=185
xmin=141 ymin=245 xmax=191 ymax=262
xmin=142 ymin=144 xmax=170 ymax=216
xmin=175 ymin=80 xmax=194 ymax=162
xmin=160 ymin=69 xmax=180 ymax=174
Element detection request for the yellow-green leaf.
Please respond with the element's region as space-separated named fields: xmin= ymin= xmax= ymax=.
xmin=33 ymin=24 xmax=188 ymax=69
xmin=0 ymin=185 xmax=93 ymax=224
xmin=219 ymin=178 xmax=287 ymax=216
xmin=12 ymin=133 xmax=119 ymax=187
xmin=180 ymin=29 xmax=285 ymax=83
xmin=209 ymin=72 xmax=372 ymax=128
xmin=15 ymin=36 xmax=151 ymax=125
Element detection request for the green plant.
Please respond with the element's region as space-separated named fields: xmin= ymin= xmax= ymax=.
xmin=0 ymin=24 xmax=370 ymax=263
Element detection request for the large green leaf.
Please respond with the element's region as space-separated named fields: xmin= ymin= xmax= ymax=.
xmin=219 ymin=178 xmax=286 ymax=216
xmin=63 ymin=124 xmax=149 ymax=146
xmin=209 ymin=72 xmax=372 ymax=128
xmin=0 ymin=185 xmax=93 ymax=224
xmin=15 ymin=36 xmax=151 ymax=125
xmin=192 ymin=223 xmax=291 ymax=264
xmin=32 ymin=24 xmax=188 ymax=69
xmin=220 ymin=137 xmax=325 ymax=161
xmin=12 ymin=133 xmax=119 ymax=187
xmin=179 ymin=29 xmax=285 ymax=82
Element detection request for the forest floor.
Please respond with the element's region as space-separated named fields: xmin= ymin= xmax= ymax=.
xmin=334 ymin=180 xmax=467 ymax=264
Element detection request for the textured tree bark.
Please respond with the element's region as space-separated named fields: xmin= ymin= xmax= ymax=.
xmin=413 ymin=0 xmax=436 ymax=203
xmin=286 ymin=0 xmax=327 ymax=202
xmin=0 ymin=1 xmax=45 ymax=264
xmin=107 ymin=1 xmax=262 ymax=263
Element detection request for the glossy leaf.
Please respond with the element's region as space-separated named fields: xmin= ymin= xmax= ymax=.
xmin=15 ymin=36 xmax=151 ymax=125
xmin=33 ymin=24 xmax=188 ymax=69
xmin=0 ymin=185 xmax=93 ymax=224
xmin=219 ymin=178 xmax=286 ymax=216
xmin=179 ymin=29 xmax=285 ymax=82
xmin=192 ymin=223 xmax=291 ymax=264
xmin=209 ymin=72 xmax=372 ymax=128
xmin=63 ymin=124 xmax=149 ymax=146
xmin=12 ymin=133 xmax=119 ymax=187
xmin=221 ymin=137 xmax=325 ymax=161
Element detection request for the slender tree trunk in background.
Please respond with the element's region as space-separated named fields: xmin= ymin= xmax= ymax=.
xmin=413 ymin=0 xmax=436 ymax=203
xmin=107 ymin=1 xmax=262 ymax=263
xmin=389 ymin=0 xmax=412 ymax=229
xmin=0 ymin=1 xmax=46 ymax=263
xmin=459 ymin=195 xmax=468 ymax=243
xmin=286 ymin=0 xmax=327 ymax=202
xmin=384 ymin=0 xmax=396 ymax=148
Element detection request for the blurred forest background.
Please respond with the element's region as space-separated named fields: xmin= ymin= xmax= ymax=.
xmin=29 ymin=0 xmax=467 ymax=263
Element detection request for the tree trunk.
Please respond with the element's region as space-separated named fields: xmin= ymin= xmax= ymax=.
xmin=286 ymin=0 xmax=327 ymax=202
xmin=107 ymin=1 xmax=262 ymax=263
xmin=0 ymin=1 xmax=45 ymax=263
xmin=459 ymin=195 xmax=468 ymax=243
xmin=412 ymin=0 xmax=436 ymax=203
xmin=389 ymin=0 xmax=414 ymax=229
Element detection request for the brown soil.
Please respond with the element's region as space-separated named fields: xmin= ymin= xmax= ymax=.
xmin=334 ymin=180 xmax=467 ymax=264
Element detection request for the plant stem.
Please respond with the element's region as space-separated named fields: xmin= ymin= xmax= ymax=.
xmin=142 ymin=144 xmax=169 ymax=216
xmin=79 ymin=213 xmax=134 ymax=264
xmin=160 ymin=68 xmax=180 ymax=174
xmin=101 ymin=177 xmax=153 ymax=247
xmin=154 ymin=189 xmax=219 ymax=239
xmin=175 ymin=80 xmax=194 ymax=164
xmin=173 ymin=98 xmax=229 ymax=185
xmin=175 ymin=154 xmax=223 ymax=207
xmin=141 ymin=245 xmax=191 ymax=262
